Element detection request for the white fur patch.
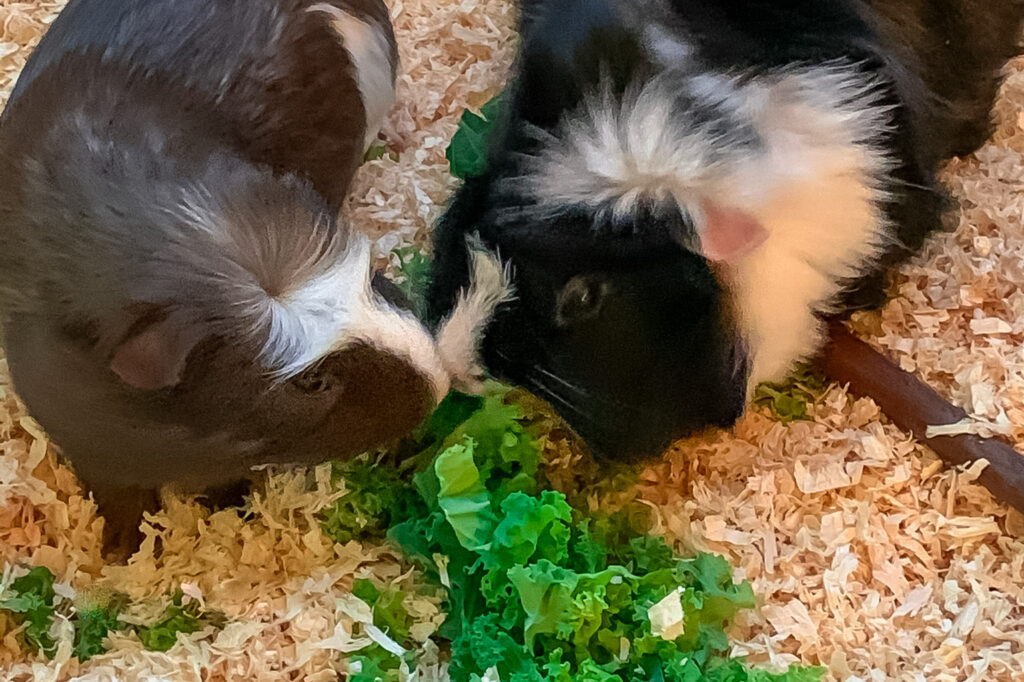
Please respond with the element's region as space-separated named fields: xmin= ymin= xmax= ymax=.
xmin=435 ymin=241 xmax=516 ymax=394
xmin=507 ymin=73 xmax=741 ymax=222
xmin=725 ymin=68 xmax=897 ymax=389
xmin=522 ymin=63 xmax=897 ymax=389
xmin=262 ymin=230 xmax=450 ymax=400
xmin=643 ymin=25 xmax=695 ymax=67
xmin=309 ymin=3 xmax=397 ymax=149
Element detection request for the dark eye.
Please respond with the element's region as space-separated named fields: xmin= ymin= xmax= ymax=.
xmin=291 ymin=366 xmax=335 ymax=394
xmin=556 ymin=276 xmax=607 ymax=325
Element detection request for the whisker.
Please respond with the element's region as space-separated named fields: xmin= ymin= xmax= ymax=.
xmin=491 ymin=348 xmax=645 ymax=422
xmin=492 ymin=348 xmax=587 ymax=396
xmin=531 ymin=365 xmax=589 ymax=397
xmin=522 ymin=375 xmax=578 ymax=412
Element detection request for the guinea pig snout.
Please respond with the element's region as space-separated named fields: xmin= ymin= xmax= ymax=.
xmin=509 ymin=336 xmax=750 ymax=462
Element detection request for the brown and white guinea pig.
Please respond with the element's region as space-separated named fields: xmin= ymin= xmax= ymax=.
xmin=0 ymin=0 xmax=510 ymax=558
xmin=427 ymin=0 xmax=1024 ymax=459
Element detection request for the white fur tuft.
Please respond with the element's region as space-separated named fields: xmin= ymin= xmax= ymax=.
xmin=511 ymin=75 xmax=728 ymax=221
xmin=257 ymin=229 xmax=370 ymax=378
xmin=436 ymin=240 xmax=516 ymax=394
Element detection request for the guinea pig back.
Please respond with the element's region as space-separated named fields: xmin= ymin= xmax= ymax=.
xmin=7 ymin=0 xmax=399 ymax=210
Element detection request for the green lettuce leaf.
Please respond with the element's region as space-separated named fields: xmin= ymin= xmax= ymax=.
xmin=72 ymin=604 xmax=121 ymax=661
xmin=0 ymin=566 xmax=57 ymax=655
xmin=435 ymin=438 xmax=498 ymax=551
xmin=135 ymin=591 xmax=224 ymax=652
xmin=446 ymin=93 xmax=508 ymax=180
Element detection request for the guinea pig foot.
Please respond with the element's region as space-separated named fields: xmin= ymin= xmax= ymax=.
xmin=101 ymin=522 xmax=144 ymax=565
xmin=196 ymin=479 xmax=251 ymax=510
xmin=91 ymin=484 xmax=161 ymax=564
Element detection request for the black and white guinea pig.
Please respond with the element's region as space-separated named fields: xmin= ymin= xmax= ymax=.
xmin=0 ymin=0 xmax=510 ymax=557
xmin=427 ymin=0 xmax=1024 ymax=459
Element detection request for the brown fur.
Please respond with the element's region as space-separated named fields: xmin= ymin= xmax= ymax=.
xmin=220 ymin=0 xmax=397 ymax=210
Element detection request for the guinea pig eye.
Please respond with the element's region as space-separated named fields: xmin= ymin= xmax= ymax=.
xmin=555 ymin=276 xmax=607 ymax=326
xmin=291 ymin=366 xmax=334 ymax=394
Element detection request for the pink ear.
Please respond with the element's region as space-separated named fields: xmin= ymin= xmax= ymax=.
xmin=110 ymin=318 xmax=201 ymax=390
xmin=696 ymin=200 xmax=768 ymax=263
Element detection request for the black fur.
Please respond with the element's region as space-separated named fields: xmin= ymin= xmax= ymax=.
xmin=428 ymin=0 xmax=1023 ymax=459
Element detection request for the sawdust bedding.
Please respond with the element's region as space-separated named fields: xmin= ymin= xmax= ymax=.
xmin=0 ymin=0 xmax=1022 ymax=680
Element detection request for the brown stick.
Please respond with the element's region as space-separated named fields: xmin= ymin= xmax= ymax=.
xmin=818 ymin=320 xmax=1024 ymax=514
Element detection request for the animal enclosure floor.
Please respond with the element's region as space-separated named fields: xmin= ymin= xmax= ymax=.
xmin=1 ymin=0 xmax=1023 ymax=680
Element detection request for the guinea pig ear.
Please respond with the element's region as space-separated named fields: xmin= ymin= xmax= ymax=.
xmin=110 ymin=316 xmax=204 ymax=390
xmin=692 ymin=199 xmax=769 ymax=263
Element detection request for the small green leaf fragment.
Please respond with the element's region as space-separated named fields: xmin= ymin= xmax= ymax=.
xmin=364 ymin=142 xmax=398 ymax=163
xmin=0 ymin=566 xmax=58 ymax=655
xmin=446 ymin=93 xmax=508 ymax=179
xmin=753 ymin=363 xmax=828 ymax=424
xmin=135 ymin=592 xmax=224 ymax=652
xmin=391 ymin=247 xmax=433 ymax=319
xmin=72 ymin=605 xmax=121 ymax=661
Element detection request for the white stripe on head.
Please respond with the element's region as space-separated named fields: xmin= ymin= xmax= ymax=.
xmin=309 ymin=2 xmax=397 ymax=149
xmin=257 ymin=228 xmax=368 ymax=378
xmin=518 ymin=62 xmax=897 ymax=390
xmin=265 ymin=230 xmax=452 ymax=400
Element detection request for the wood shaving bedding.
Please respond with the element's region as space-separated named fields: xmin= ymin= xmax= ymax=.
xmin=0 ymin=0 xmax=1022 ymax=680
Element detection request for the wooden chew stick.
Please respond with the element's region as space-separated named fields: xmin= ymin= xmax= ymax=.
xmin=818 ymin=319 xmax=1024 ymax=514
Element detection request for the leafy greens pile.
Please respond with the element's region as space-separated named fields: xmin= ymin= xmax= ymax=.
xmin=323 ymin=388 xmax=824 ymax=682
